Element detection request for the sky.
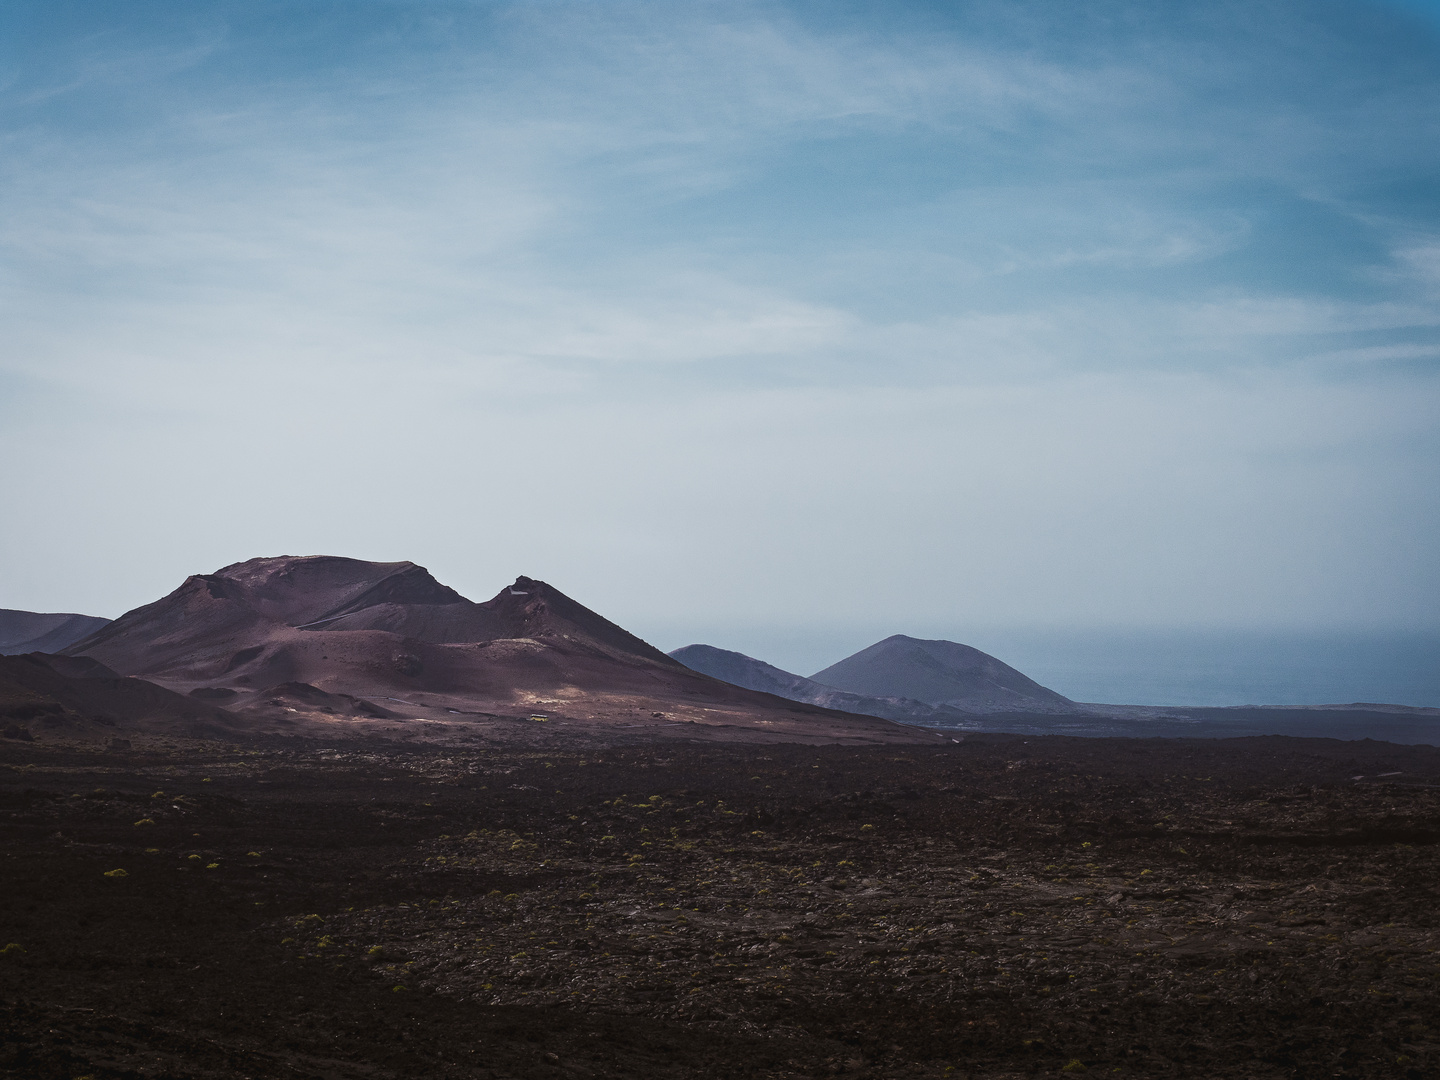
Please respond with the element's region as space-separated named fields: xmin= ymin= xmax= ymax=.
xmin=1 ymin=0 xmax=1438 ymax=692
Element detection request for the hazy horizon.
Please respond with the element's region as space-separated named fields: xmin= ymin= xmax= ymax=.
xmin=3 ymin=2 xmax=1438 ymax=684
xmin=6 ymin=563 xmax=1439 ymax=708
xmin=648 ymin=623 xmax=1440 ymax=709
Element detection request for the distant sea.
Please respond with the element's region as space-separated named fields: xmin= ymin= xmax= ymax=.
xmin=656 ymin=626 xmax=1440 ymax=709
xmin=960 ymin=629 xmax=1440 ymax=709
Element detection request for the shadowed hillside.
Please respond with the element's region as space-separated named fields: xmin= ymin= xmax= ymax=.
xmin=0 ymin=609 xmax=111 ymax=656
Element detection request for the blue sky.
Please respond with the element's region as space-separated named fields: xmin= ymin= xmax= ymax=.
xmin=1 ymin=0 xmax=1438 ymax=664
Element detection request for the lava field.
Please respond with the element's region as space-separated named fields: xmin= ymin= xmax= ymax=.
xmin=2 ymin=733 xmax=1438 ymax=1079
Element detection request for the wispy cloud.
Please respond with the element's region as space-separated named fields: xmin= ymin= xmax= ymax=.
xmin=1 ymin=0 xmax=1437 ymax=633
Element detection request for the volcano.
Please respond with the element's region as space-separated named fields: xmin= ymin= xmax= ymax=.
xmin=62 ymin=557 xmax=920 ymax=744
xmin=810 ymin=634 xmax=1077 ymax=714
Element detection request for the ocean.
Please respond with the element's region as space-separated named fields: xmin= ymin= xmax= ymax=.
xmin=964 ymin=628 xmax=1440 ymax=709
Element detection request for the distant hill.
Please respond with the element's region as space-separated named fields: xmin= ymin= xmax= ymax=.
xmin=58 ymin=556 xmax=921 ymax=744
xmin=669 ymin=644 xmax=833 ymax=702
xmin=0 ymin=609 xmax=111 ymax=656
xmin=811 ymin=634 xmax=1077 ymax=714
xmin=669 ymin=643 xmax=970 ymax=724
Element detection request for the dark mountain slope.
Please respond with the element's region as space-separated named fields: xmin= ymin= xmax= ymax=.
xmin=0 ymin=652 xmax=241 ymax=739
xmin=811 ymin=634 xmax=1076 ymax=714
xmin=669 ymin=644 xmax=967 ymax=723
xmin=310 ymin=574 xmax=680 ymax=667
xmin=670 ymin=645 xmax=832 ymax=702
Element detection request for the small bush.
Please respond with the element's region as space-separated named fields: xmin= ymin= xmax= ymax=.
xmin=103 ymin=868 xmax=128 ymax=878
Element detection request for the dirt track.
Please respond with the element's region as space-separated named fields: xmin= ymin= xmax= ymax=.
xmin=2 ymin=733 xmax=1438 ymax=1079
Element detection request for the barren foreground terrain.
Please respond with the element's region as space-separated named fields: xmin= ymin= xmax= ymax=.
xmin=3 ymin=732 xmax=1438 ymax=1079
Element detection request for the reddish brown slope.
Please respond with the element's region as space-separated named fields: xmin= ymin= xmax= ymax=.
xmin=63 ymin=557 xmax=921 ymax=744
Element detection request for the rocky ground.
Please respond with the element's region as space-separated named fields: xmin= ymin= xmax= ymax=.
xmin=2 ymin=732 xmax=1438 ymax=1079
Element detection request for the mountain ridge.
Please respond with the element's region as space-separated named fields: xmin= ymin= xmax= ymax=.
xmin=63 ymin=557 xmax=685 ymax=679
xmin=669 ymin=643 xmax=973 ymax=723
xmin=671 ymin=638 xmax=1076 ymax=719
xmin=57 ymin=556 xmax=920 ymax=745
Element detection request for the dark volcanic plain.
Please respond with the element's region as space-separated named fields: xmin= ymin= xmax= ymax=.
xmin=3 ymin=730 xmax=1439 ymax=1080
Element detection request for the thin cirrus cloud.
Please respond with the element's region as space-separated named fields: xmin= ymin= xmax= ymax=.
xmin=0 ymin=0 xmax=1436 ymax=644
